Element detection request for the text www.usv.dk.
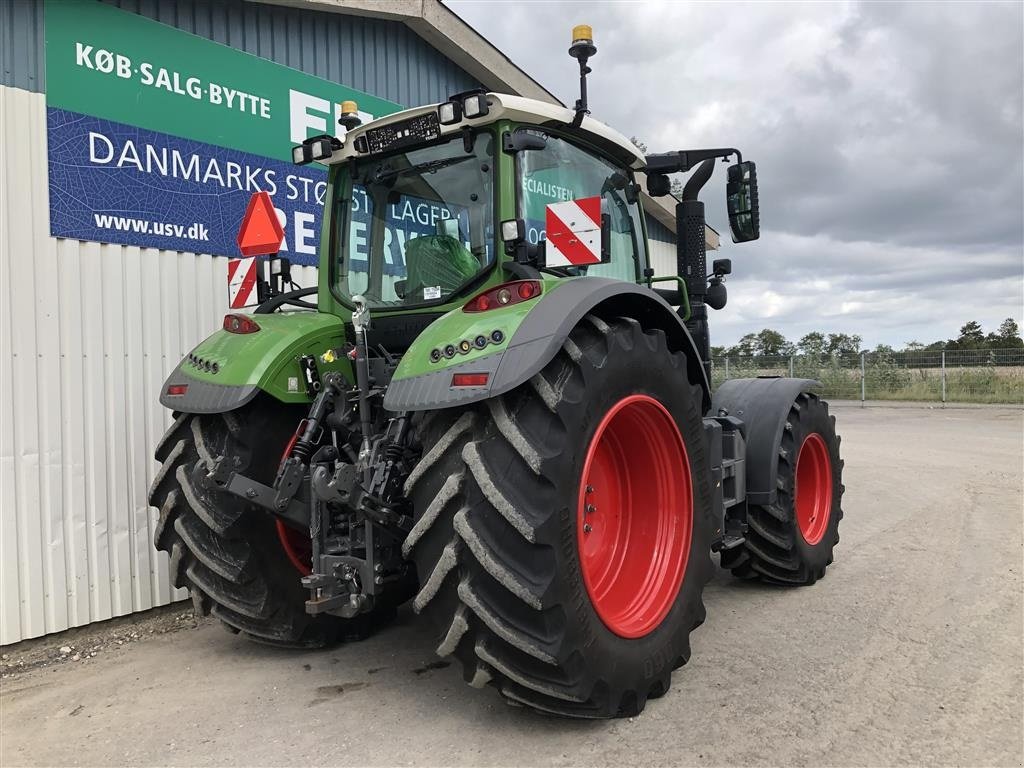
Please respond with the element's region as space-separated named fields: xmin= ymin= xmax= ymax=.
xmin=93 ymin=213 xmax=210 ymax=240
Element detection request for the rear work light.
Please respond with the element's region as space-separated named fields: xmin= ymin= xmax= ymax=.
xmin=223 ymin=314 xmax=260 ymax=334
xmin=166 ymin=384 xmax=189 ymax=396
xmin=451 ymin=373 xmax=489 ymax=387
xmin=463 ymin=280 xmax=542 ymax=312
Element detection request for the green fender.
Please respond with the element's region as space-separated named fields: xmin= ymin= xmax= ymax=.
xmin=383 ymin=276 xmax=711 ymax=412
xmin=159 ymin=312 xmax=352 ymax=414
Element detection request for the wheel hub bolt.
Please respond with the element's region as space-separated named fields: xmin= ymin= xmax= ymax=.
xmin=583 ymin=523 xmax=593 ymax=534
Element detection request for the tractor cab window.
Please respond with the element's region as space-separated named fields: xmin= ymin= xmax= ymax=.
xmin=333 ymin=132 xmax=495 ymax=309
xmin=517 ymin=133 xmax=645 ymax=281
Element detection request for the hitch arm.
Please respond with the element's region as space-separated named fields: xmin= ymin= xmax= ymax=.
xmin=203 ymin=458 xmax=310 ymax=528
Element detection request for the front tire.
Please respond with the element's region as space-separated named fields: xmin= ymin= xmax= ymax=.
xmin=403 ymin=315 xmax=714 ymax=718
xmin=720 ymin=392 xmax=844 ymax=584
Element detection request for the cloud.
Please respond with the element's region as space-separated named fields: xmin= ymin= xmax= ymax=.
xmin=446 ymin=0 xmax=1024 ymax=346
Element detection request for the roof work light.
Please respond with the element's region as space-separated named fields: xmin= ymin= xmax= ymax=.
xmin=291 ymin=134 xmax=339 ymax=166
xmin=438 ymin=100 xmax=461 ymax=125
xmin=438 ymin=90 xmax=490 ymax=126
xmin=462 ymin=93 xmax=489 ymax=119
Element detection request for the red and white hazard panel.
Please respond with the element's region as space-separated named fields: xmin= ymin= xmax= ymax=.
xmin=227 ymin=258 xmax=259 ymax=308
xmin=545 ymin=196 xmax=603 ymax=267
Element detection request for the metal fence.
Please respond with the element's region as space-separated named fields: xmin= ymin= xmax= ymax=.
xmin=710 ymin=348 xmax=1024 ymax=405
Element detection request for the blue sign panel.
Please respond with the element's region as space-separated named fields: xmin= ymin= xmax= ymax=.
xmin=47 ymin=108 xmax=474 ymax=272
xmin=47 ymin=107 xmax=327 ymax=265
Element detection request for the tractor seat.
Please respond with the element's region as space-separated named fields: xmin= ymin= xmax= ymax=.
xmin=403 ymin=235 xmax=480 ymax=303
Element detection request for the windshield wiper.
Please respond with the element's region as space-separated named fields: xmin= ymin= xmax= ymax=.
xmin=373 ymin=155 xmax=474 ymax=182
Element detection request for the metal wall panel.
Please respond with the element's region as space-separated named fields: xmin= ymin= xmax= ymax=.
xmin=108 ymin=0 xmax=479 ymax=105
xmin=0 ymin=0 xmax=45 ymax=92
xmin=2 ymin=0 xmax=481 ymax=104
xmin=648 ymin=238 xmax=678 ymax=280
xmin=0 ymin=85 xmax=319 ymax=643
xmin=0 ymin=0 xmax=482 ymax=643
xmin=646 ymin=217 xmax=678 ymax=279
xmin=647 ymin=216 xmax=676 ymax=245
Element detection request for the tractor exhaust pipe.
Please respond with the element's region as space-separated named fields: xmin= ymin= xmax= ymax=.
xmin=677 ymin=158 xmax=716 ymax=378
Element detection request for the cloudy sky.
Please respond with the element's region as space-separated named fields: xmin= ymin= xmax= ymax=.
xmin=447 ymin=0 xmax=1024 ymax=349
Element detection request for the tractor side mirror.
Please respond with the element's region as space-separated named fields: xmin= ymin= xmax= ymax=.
xmin=726 ymin=161 xmax=759 ymax=243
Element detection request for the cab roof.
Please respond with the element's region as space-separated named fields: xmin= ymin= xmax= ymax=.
xmin=330 ymin=92 xmax=647 ymax=170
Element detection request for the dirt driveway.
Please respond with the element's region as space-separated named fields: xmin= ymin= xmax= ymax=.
xmin=2 ymin=405 xmax=1022 ymax=767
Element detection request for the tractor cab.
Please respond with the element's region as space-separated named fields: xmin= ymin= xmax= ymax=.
xmin=291 ymin=88 xmax=660 ymax=352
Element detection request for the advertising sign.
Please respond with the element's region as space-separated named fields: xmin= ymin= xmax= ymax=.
xmin=44 ymin=0 xmax=404 ymax=265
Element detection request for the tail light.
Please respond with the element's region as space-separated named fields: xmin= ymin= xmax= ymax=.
xmin=223 ymin=314 xmax=260 ymax=334
xmin=451 ymin=373 xmax=489 ymax=387
xmin=166 ymin=384 xmax=189 ymax=396
xmin=463 ymin=280 xmax=541 ymax=313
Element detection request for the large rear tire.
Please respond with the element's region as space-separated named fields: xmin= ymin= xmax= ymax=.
xmin=720 ymin=392 xmax=844 ymax=584
xmin=403 ymin=315 xmax=714 ymax=718
xmin=148 ymin=401 xmax=393 ymax=647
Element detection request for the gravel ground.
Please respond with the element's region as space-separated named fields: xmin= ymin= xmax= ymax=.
xmin=1 ymin=405 xmax=1021 ymax=767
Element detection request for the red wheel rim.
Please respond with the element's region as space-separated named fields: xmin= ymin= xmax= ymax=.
xmin=275 ymin=434 xmax=312 ymax=575
xmin=577 ymin=395 xmax=693 ymax=639
xmin=794 ymin=433 xmax=833 ymax=545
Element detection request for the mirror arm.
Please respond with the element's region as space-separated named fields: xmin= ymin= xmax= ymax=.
xmin=644 ymin=147 xmax=742 ymax=175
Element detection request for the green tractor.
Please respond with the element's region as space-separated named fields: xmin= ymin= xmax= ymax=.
xmin=148 ymin=27 xmax=843 ymax=719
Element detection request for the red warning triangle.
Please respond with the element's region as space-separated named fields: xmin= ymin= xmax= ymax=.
xmin=236 ymin=191 xmax=284 ymax=257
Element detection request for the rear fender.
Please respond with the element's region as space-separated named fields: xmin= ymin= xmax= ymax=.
xmin=160 ymin=312 xmax=351 ymax=414
xmin=383 ymin=277 xmax=711 ymax=412
xmin=711 ymin=377 xmax=821 ymax=505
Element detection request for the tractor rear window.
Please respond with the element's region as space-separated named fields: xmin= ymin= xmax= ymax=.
xmin=517 ymin=133 xmax=645 ymax=282
xmin=332 ymin=132 xmax=495 ymax=309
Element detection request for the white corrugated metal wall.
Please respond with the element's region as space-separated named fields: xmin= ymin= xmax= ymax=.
xmin=0 ymin=83 xmax=318 ymax=644
xmin=648 ymin=239 xmax=678 ymax=279
xmin=0 ymin=0 xmax=484 ymax=645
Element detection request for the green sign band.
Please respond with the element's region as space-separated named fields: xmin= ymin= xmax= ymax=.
xmin=44 ymin=0 xmax=403 ymax=162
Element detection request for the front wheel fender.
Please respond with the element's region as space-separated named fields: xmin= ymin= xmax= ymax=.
xmin=711 ymin=377 xmax=822 ymax=505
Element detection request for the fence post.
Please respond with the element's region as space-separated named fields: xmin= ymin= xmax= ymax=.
xmin=941 ymin=350 xmax=946 ymax=408
xmin=725 ymin=356 xmax=730 ymax=380
xmin=789 ymin=355 xmax=794 ymax=378
xmin=860 ymin=352 xmax=866 ymax=407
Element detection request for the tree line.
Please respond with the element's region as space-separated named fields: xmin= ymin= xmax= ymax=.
xmin=712 ymin=318 xmax=1023 ymax=359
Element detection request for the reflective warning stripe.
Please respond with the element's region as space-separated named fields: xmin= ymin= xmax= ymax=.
xmin=545 ymin=197 xmax=602 ymax=267
xmin=228 ymin=258 xmax=259 ymax=308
